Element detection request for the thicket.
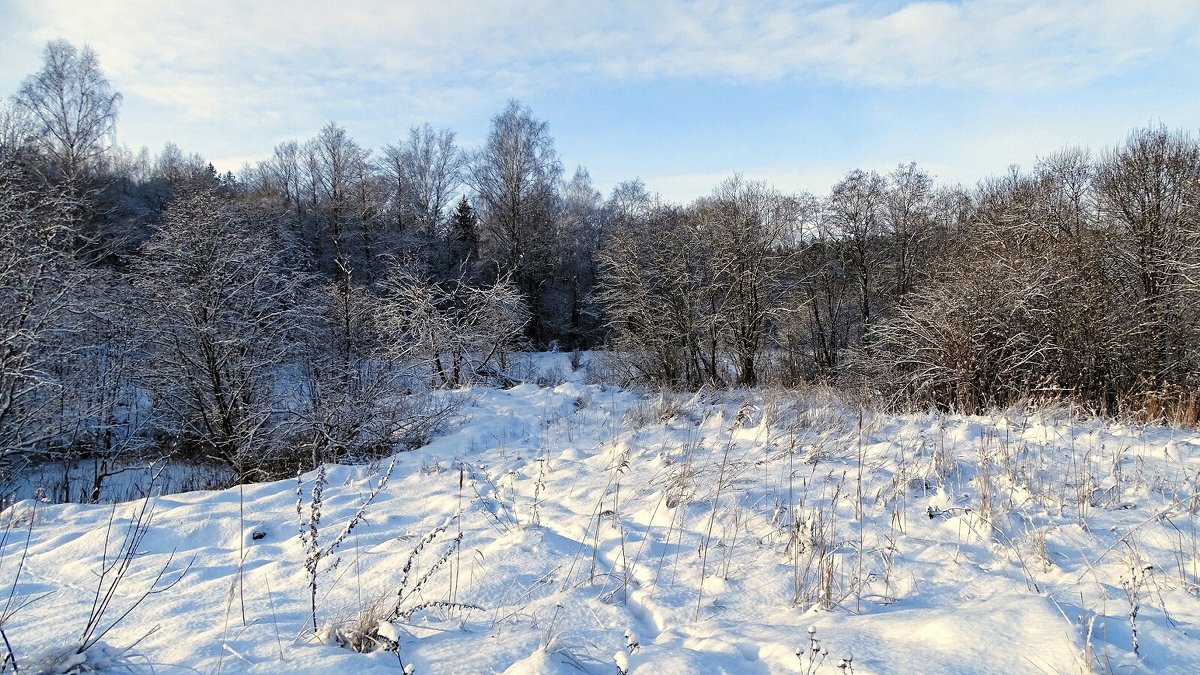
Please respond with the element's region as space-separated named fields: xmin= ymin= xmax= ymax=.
xmin=3 ymin=40 xmax=1199 ymax=494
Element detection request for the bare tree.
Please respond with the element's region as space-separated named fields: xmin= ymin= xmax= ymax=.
xmin=550 ymin=166 xmax=604 ymax=348
xmin=860 ymin=254 xmax=1065 ymax=413
xmin=13 ymin=40 xmax=120 ymax=190
xmin=1034 ymin=148 xmax=1095 ymax=240
xmin=598 ymin=200 xmax=720 ymax=387
xmin=882 ymin=163 xmax=935 ymax=301
xmin=381 ymin=124 xmax=465 ymax=240
xmin=1096 ymin=126 xmax=1200 ymax=399
xmin=302 ymin=123 xmax=384 ymax=395
xmin=694 ymin=177 xmax=808 ymax=386
xmin=0 ymin=152 xmax=146 ymax=501
xmin=858 ymin=153 xmax=1152 ymax=415
xmin=380 ymin=267 xmax=529 ymax=388
xmin=133 ymin=185 xmax=306 ymax=480
xmin=0 ymin=103 xmax=36 ymax=157
xmin=793 ymin=215 xmax=854 ymax=379
xmin=0 ymin=153 xmax=80 ymax=473
xmin=292 ymin=278 xmax=424 ymax=467
xmin=242 ymin=139 xmax=317 ymax=269
xmin=827 ymin=169 xmax=887 ymax=343
xmin=469 ymin=100 xmax=562 ymax=344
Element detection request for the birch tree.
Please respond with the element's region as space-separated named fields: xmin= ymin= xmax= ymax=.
xmin=13 ymin=40 xmax=120 ymax=190
xmin=470 ymin=100 xmax=561 ymax=344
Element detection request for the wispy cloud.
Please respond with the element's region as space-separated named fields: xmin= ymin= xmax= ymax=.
xmin=1 ymin=0 xmax=1195 ymax=196
xmin=8 ymin=0 xmax=1198 ymax=125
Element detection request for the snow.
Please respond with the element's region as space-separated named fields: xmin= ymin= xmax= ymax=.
xmin=3 ymin=352 xmax=1200 ymax=673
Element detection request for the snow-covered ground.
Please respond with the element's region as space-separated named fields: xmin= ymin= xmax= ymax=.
xmin=4 ymin=353 xmax=1200 ymax=673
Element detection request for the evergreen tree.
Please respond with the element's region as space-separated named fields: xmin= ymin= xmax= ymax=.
xmin=446 ymin=196 xmax=479 ymax=280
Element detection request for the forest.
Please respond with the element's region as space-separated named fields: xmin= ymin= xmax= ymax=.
xmin=4 ymin=39 xmax=1200 ymax=491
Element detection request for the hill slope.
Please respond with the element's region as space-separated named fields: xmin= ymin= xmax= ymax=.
xmin=4 ymin=356 xmax=1200 ymax=673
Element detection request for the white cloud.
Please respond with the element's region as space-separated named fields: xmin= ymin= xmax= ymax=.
xmin=3 ymin=0 xmax=1196 ymax=194
xmin=9 ymin=0 xmax=1198 ymax=121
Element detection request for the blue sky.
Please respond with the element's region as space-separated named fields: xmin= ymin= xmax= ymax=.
xmin=1 ymin=0 xmax=1198 ymax=202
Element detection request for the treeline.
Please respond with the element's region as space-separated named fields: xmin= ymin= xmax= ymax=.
xmin=3 ymin=41 xmax=1200 ymax=489
xmin=605 ymin=143 xmax=1200 ymax=422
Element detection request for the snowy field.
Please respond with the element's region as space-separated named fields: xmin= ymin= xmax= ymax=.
xmin=4 ymin=354 xmax=1200 ymax=674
